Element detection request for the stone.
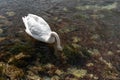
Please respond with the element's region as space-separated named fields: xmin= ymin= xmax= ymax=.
xmin=63 ymin=7 xmax=68 ymax=12
xmin=44 ymin=63 xmax=55 ymax=69
xmin=86 ymin=63 xmax=94 ymax=67
xmin=0 ymin=29 xmax=3 ymax=34
xmin=8 ymin=52 xmax=30 ymax=63
xmin=53 ymin=17 xmax=58 ymax=21
xmin=72 ymin=36 xmax=81 ymax=43
xmin=0 ymin=37 xmax=6 ymax=42
xmin=55 ymin=69 xmax=63 ymax=76
xmin=93 ymin=76 xmax=99 ymax=80
xmin=117 ymin=50 xmax=120 ymax=53
xmin=91 ymin=34 xmax=100 ymax=40
xmin=99 ymin=57 xmax=113 ymax=69
xmin=88 ymin=74 xmax=94 ymax=78
xmin=117 ymin=44 xmax=120 ymax=48
xmin=88 ymin=49 xmax=101 ymax=57
xmin=71 ymin=43 xmax=81 ymax=49
xmin=0 ymin=15 xmax=6 ymax=19
xmin=68 ymin=68 xmax=87 ymax=78
xmin=72 ymin=69 xmax=87 ymax=78
xmin=3 ymin=64 xmax=24 ymax=80
xmin=51 ymin=76 xmax=60 ymax=80
xmin=107 ymin=51 xmax=114 ymax=55
xmin=59 ymin=26 xmax=79 ymax=33
xmin=6 ymin=11 xmax=15 ymax=16
xmin=43 ymin=76 xmax=51 ymax=80
xmin=0 ymin=15 xmax=12 ymax=27
xmin=27 ymin=75 xmax=42 ymax=80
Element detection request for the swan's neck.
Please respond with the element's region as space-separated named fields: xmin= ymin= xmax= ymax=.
xmin=51 ymin=31 xmax=62 ymax=51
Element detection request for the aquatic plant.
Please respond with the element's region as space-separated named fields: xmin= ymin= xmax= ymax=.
xmin=63 ymin=44 xmax=91 ymax=66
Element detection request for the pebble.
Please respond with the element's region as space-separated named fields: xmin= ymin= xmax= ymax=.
xmin=72 ymin=69 xmax=87 ymax=78
xmin=90 ymin=34 xmax=100 ymax=40
xmin=88 ymin=49 xmax=101 ymax=57
xmin=8 ymin=52 xmax=30 ymax=63
xmin=53 ymin=17 xmax=58 ymax=21
xmin=71 ymin=43 xmax=81 ymax=49
xmin=0 ymin=37 xmax=6 ymax=42
xmin=86 ymin=63 xmax=94 ymax=67
xmin=6 ymin=11 xmax=15 ymax=16
xmin=3 ymin=64 xmax=24 ymax=80
xmin=117 ymin=50 xmax=120 ymax=53
xmin=93 ymin=76 xmax=99 ymax=80
xmin=72 ymin=36 xmax=81 ymax=43
xmin=51 ymin=76 xmax=60 ymax=80
xmin=63 ymin=7 xmax=68 ymax=12
xmin=0 ymin=15 xmax=12 ymax=27
xmin=107 ymin=51 xmax=114 ymax=55
xmin=68 ymin=68 xmax=87 ymax=78
xmin=0 ymin=28 xmax=3 ymax=34
xmin=0 ymin=15 xmax=6 ymax=19
xmin=117 ymin=44 xmax=120 ymax=48
xmin=88 ymin=74 xmax=94 ymax=78
xmin=55 ymin=69 xmax=63 ymax=76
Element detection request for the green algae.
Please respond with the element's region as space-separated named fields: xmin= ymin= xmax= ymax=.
xmin=9 ymin=42 xmax=33 ymax=54
xmin=75 ymin=2 xmax=117 ymax=10
xmin=63 ymin=44 xmax=91 ymax=65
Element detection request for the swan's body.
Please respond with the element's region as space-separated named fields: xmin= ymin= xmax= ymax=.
xmin=22 ymin=14 xmax=62 ymax=51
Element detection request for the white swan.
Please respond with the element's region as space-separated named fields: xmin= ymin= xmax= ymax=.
xmin=22 ymin=14 xmax=62 ymax=51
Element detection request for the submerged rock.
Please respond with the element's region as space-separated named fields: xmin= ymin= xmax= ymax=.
xmin=6 ymin=11 xmax=16 ymax=17
xmin=90 ymin=34 xmax=100 ymax=40
xmin=55 ymin=69 xmax=64 ymax=76
xmin=59 ymin=26 xmax=79 ymax=33
xmin=0 ymin=37 xmax=6 ymax=42
xmin=0 ymin=29 xmax=3 ymax=34
xmin=88 ymin=49 xmax=101 ymax=57
xmin=8 ymin=52 xmax=30 ymax=63
xmin=67 ymin=68 xmax=87 ymax=78
xmin=63 ymin=7 xmax=68 ymax=12
xmin=51 ymin=75 xmax=60 ymax=80
xmin=0 ymin=15 xmax=12 ymax=27
xmin=107 ymin=51 xmax=114 ymax=55
xmin=27 ymin=73 xmax=42 ymax=80
xmin=72 ymin=36 xmax=81 ymax=43
xmin=86 ymin=63 xmax=94 ymax=67
xmin=0 ymin=62 xmax=24 ymax=80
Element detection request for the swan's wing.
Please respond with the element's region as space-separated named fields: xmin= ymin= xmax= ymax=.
xmin=28 ymin=14 xmax=51 ymax=30
xmin=28 ymin=14 xmax=47 ymax=24
xmin=22 ymin=14 xmax=52 ymax=42
xmin=29 ymin=24 xmax=51 ymax=42
xmin=30 ymin=24 xmax=51 ymax=36
xmin=26 ymin=16 xmax=51 ymax=33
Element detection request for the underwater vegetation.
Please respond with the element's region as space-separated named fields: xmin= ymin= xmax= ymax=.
xmin=0 ymin=0 xmax=120 ymax=80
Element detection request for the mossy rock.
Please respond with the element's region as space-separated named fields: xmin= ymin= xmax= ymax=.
xmin=0 ymin=77 xmax=6 ymax=80
xmin=63 ymin=44 xmax=91 ymax=66
xmin=9 ymin=42 xmax=33 ymax=54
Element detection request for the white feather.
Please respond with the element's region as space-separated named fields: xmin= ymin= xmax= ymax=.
xmin=22 ymin=14 xmax=62 ymax=51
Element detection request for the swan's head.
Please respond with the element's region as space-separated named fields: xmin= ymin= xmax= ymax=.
xmin=57 ymin=45 xmax=63 ymax=51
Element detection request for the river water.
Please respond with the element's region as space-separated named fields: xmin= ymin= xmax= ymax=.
xmin=0 ymin=0 xmax=120 ymax=39
xmin=0 ymin=0 xmax=120 ymax=79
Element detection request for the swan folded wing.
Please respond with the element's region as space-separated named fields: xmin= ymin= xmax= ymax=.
xmin=28 ymin=14 xmax=47 ymax=24
xmin=28 ymin=14 xmax=51 ymax=30
xmin=30 ymin=26 xmax=43 ymax=36
xmin=29 ymin=25 xmax=51 ymax=42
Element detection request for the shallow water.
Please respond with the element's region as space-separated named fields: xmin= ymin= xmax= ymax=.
xmin=0 ymin=0 xmax=120 ymax=79
xmin=0 ymin=0 xmax=120 ymax=39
